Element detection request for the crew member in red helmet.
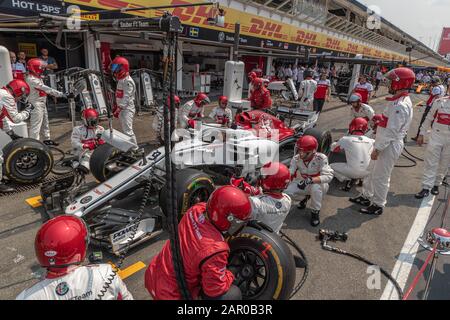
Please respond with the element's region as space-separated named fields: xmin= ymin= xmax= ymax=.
xmin=249 ymin=78 xmax=272 ymax=110
xmin=231 ymin=162 xmax=292 ymax=234
xmin=71 ymin=108 xmax=105 ymax=170
xmin=285 ymin=135 xmax=334 ymax=227
xmin=350 ymin=67 xmax=415 ymax=216
xmin=16 ymin=216 xmax=133 ymax=300
xmin=26 ymin=58 xmax=65 ymax=145
xmin=247 ymin=71 xmax=257 ymax=98
xmin=110 ymin=56 xmax=138 ymax=147
xmin=145 ymin=186 xmax=252 ymax=300
xmin=0 ymin=79 xmax=33 ymax=193
xmin=209 ymin=95 xmax=233 ymax=127
xmin=179 ymin=92 xmax=210 ymax=129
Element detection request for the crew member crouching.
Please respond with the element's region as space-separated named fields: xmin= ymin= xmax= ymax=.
xmin=16 ymin=216 xmax=133 ymax=300
xmin=209 ymin=95 xmax=233 ymax=127
xmin=145 ymin=186 xmax=251 ymax=300
xmin=330 ymin=118 xmax=374 ymax=191
xmin=179 ymin=92 xmax=210 ymax=129
xmin=71 ymin=108 xmax=105 ymax=170
xmin=285 ymin=135 xmax=334 ymax=227
xmin=231 ymin=162 xmax=292 ymax=234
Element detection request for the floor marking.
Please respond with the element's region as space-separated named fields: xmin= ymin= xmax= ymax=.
xmin=109 ymin=261 xmax=146 ymax=280
xmin=380 ymin=195 xmax=436 ymax=300
xmin=25 ymin=196 xmax=43 ymax=208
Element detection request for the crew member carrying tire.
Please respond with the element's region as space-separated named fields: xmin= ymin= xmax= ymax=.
xmin=352 ymin=74 xmax=374 ymax=104
xmin=26 ymin=58 xmax=65 ymax=145
xmin=71 ymin=108 xmax=105 ymax=170
xmin=0 ymin=79 xmax=33 ymax=193
xmin=145 ymin=186 xmax=252 ymax=300
xmin=110 ymin=57 xmax=138 ymax=147
xmin=412 ymin=76 xmax=446 ymax=141
xmin=415 ymin=96 xmax=450 ymax=199
xmin=249 ymin=78 xmax=272 ymax=110
xmin=231 ymin=162 xmax=292 ymax=234
xmin=16 ymin=216 xmax=133 ymax=300
xmin=297 ymin=70 xmax=317 ymax=111
xmin=285 ymin=135 xmax=334 ymax=227
xmin=209 ymin=95 xmax=233 ymax=127
xmin=350 ymin=67 xmax=415 ymax=216
xmin=330 ymin=118 xmax=374 ymax=191
xmin=179 ymin=92 xmax=210 ymax=129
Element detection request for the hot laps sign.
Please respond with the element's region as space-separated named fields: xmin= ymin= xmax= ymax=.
xmin=0 ymin=0 xmax=63 ymax=15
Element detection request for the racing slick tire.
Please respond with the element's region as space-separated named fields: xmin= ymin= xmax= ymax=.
xmin=159 ymin=168 xmax=215 ymax=219
xmin=89 ymin=143 xmax=135 ymax=182
xmin=2 ymin=138 xmax=53 ymax=184
xmin=304 ymin=128 xmax=332 ymax=155
xmin=228 ymin=226 xmax=296 ymax=300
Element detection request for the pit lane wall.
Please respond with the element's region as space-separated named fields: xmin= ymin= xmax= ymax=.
xmin=62 ymin=0 xmax=435 ymax=66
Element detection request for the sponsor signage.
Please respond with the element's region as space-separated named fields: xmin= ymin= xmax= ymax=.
xmin=438 ymin=28 xmax=450 ymax=56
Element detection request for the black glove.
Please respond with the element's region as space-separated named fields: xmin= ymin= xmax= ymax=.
xmin=24 ymin=103 xmax=34 ymax=113
xmin=6 ymin=130 xmax=22 ymax=140
xmin=297 ymin=177 xmax=313 ymax=190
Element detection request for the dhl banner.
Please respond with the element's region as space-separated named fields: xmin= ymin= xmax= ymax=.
xmin=65 ymin=0 xmax=431 ymax=66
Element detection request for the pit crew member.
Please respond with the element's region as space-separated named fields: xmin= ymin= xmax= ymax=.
xmin=352 ymin=74 xmax=374 ymax=104
xmin=415 ymin=96 xmax=450 ymax=198
xmin=111 ymin=56 xmax=138 ymax=147
xmin=249 ymin=78 xmax=272 ymax=110
xmin=26 ymin=58 xmax=64 ymax=145
xmin=179 ymin=92 xmax=210 ymax=129
xmin=350 ymin=67 xmax=415 ymax=215
xmin=285 ymin=135 xmax=334 ymax=227
xmin=297 ymin=70 xmax=317 ymax=111
xmin=71 ymin=108 xmax=105 ymax=170
xmin=16 ymin=215 xmax=133 ymax=300
xmin=313 ymin=73 xmax=331 ymax=113
xmin=0 ymin=79 xmax=32 ymax=193
xmin=145 ymin=186 xmax=251 ymax=300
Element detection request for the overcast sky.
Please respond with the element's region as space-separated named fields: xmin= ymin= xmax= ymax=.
xmin=358 ymin=0 xmax=449 ymax=50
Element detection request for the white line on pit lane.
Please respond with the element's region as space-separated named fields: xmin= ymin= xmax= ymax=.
xmin=380 ymin=195 xmax=436 ymax=300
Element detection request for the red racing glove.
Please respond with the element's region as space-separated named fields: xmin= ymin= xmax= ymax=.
xmin=230 ymin=177 xmax=261 ymax=196
xmin=82 ymin=141 xmax=97 ymax=151
xmin=113 ymin=106 xmax=121 ymax=118
xmin=187 ymin=119 xmax=196 ymax=128
xmin=97 ymin=139 xmax=105 ymax=146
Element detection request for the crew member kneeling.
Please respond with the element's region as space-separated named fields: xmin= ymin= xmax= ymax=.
xmin=231 ymin=162 xmax=292 ymax=234
xmin=180 ymin=92 xmax=210 ymax=129
xmin=16 ymin=216 xmax=133 ymax=300
xmin=145 ymin=186 xmax=252 ymax=300
xmin=71 ymin=108 xmax=105 ymax=170
xmin=285 ymin=135 xmax=334 ymax=227
xmin=0 ymin=79 xmax=33 ymax=193
xmin=330 ymin=118 xmax=374 ymax=191
xmin=209 ymin=95 xmax=233 ymax=127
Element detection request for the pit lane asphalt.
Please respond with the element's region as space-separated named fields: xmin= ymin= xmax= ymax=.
xmin=1 ymin=93 xmax=448 ymax=300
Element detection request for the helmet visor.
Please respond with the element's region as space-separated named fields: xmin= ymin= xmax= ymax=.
xmin=110 ymin=63 xmax=121 ymax=73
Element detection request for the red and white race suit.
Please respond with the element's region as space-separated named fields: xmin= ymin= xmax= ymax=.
xmin=353 ymin=82 xmax=373 ymax=104
xmin=330 ymin=135 xmax=374 ymax=182
xmin=250 ymin=87 xmax=272 ymax=110
xmin=209 ymin=107 xmax=233 ymax=126
xmin=314 ymin=79 xmax=331 ymax=100
xmin=298 ymin=79 xmax=317 ymax=110
xmin=249 ymin=193 xmax=291 ymax=234
xmin=286 ymin=153 xmax=334 ymax=211
xmin=145 ymin=203 xmax=234 ymax=300
xmin=426 ymin=85 xmax=445 ymax=107
xmin=0 ymin=88 xmax=30 ymax=180
xmin=71 ymin=125 xmax=105 ymax=168
xmin=16 ymin=265 xmax=133 ymax=300
xmin=152 ymin=104 xmax=179 ymax=141
xmin=361 ymin=93 xmax=413 ymax=207
xmin=179 ymin=100 xmax=204 ymax=128
xmin=419 ymin=97 xmax=450 ymax=189
xmin=26 ymin=74 xmax=64 ymax=140
xmin=351 ymin=103 xmax=375 ymax=122
xmin=115 ymin=75 xmax=137 ymax=146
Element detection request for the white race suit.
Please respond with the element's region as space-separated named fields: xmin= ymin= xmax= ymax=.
xmin=249 ymin=193 xmax=291 ymax=234
xmin=116 ymin=75 xmax=137 ymax=146
xmin=71 ymin=125 xmax=105 ymax=169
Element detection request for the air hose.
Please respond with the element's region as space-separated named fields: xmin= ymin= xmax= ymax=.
xmin=279 ymin=231 xmax=309 ymax=299
xmin=318 ymin=229 xmax=404 ymax=300
xmin=395 ymin=146 xmax=424 ymax=168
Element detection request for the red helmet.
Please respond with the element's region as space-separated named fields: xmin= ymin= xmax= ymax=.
xmin=248 ymin=71 xmax=257 ymax=80
xmin=81 ymin=108 xmax=99 ymax=128
xmin=6 ymin=79 xmax=30 ymax=98
xmin=35 ymin=216 xmax=88 ymax=271
xmin=194 ymin=92 xmax=210 ymax=106
xmin=260 ymin=162 xmax=291 ymax=192
xmin=349 ymin=117 xmax=368 ymax=135
xmin=206 ymin=186 xmax=252 ymax=234
xmin=252 ymin=78 xmax=264 ymax=88
xmin=296 ymin=135 xmax=318 ymax=153
xmin=110 ymin=56 xmax=130 ymax=80
xmin=27 ymin=58 xmax=46 ymax=76
xmin=385 ymin=67 xmax=415 ymax=92
xmin=167 ymin=95 xmax=181 ymax=108
xmin=349 ymin=93 xmax=362 ymax=104
xmin=218 ymin=95 xmax=228 ymax=107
